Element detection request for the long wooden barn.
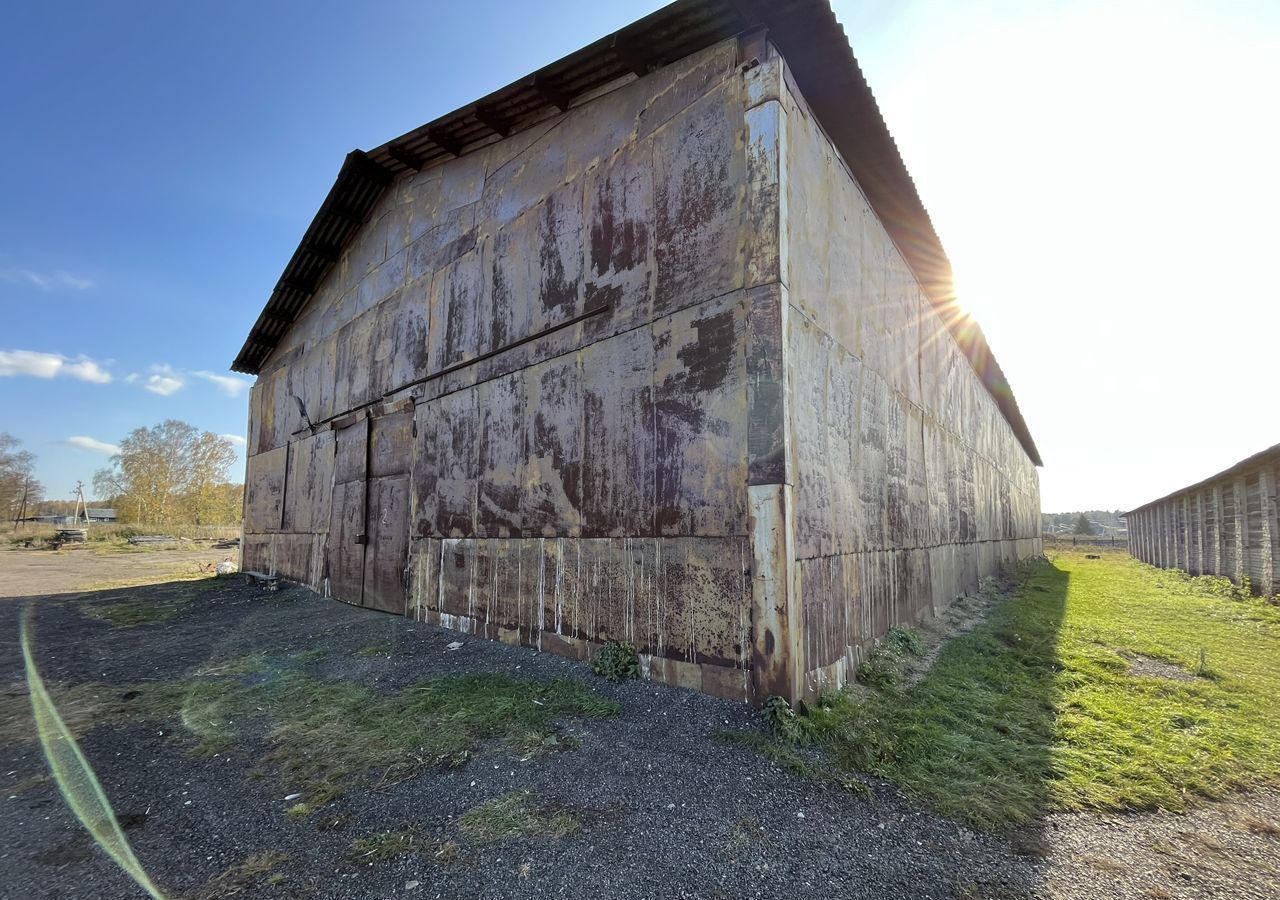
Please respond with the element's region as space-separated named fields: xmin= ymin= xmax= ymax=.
xmin=1125 ymin=444 xmax=1279 ymax=596
xmin=232 ymin=0 xmax=1043 ymax=704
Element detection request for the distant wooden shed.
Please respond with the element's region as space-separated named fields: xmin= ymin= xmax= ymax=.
xmin=1125 ymin=444 xmax=1279 ymax=596
xmin=232 ymin=0 xmax=1042 ymax=704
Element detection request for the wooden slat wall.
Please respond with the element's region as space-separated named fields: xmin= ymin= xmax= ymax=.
xmin=1126 ymin=452 xmax=1280 ymax=596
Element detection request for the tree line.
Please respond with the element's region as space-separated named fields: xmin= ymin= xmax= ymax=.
xmin=1 ymin=432 xmax=43 ymax=521
xmin=3 ymin=421 xmax=244 ymax=527
xmin=93 ymin=421 xmax=242 ymax=525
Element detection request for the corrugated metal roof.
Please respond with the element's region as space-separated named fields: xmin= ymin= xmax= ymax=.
xmin=1122 ymin=442 xmax=1280 ymax=517
xmin=230 ymin=0 xmax=1042 ymax=466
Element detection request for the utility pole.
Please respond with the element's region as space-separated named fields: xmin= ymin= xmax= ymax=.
xmin=13 ymin=476 xmax=30 ymax=529
xmin=72 ymin=480 xmax=88 ymax=526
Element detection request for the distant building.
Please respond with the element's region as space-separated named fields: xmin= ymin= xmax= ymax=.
xmin=85 ymin=508 xmax=117 ymax=523
xmin=1125 ymin=444 xmax=1279 ymax=595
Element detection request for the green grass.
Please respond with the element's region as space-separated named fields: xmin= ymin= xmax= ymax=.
xmin=793 ymin=550 xmax=1280 ymax=828
xmin=349 ymin=828 xmax=425 ymax=863
xmin=457 ymin=791 xmax=580 ymax=844
xmin=79 ymin=576 xmax=226 ymax=626
xmin=195 ymin=669 xmax=616 ymax=812
xmin=3 ymin=648 xmax=620 ymax=815
xmin=188 ymin=851 xmax=289 ymax=899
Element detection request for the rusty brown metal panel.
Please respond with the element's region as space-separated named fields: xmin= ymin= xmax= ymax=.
xmin=327 ymin=479 xmax=366 ymax=606
xmin=827 ymin=343 xmax=861 ymax=555
xmin=858 ymin=369 xmax=888 ymax=550
xmin=652 ymin=292 xmax=749 ymax=537
xmin=583 ymin=138 xmax=654 ymax=335
xmin=438 ymin=539 xmax=475 ymax=621
xmin=416 ymin=390 xmax=479 ymax=538
xmin=580 ymin=327 xmax=655 ymax=537
xmin=428 ymin=246 xmax=488 ymax=371
xmin=476 ymin=372 xmax=525 ymax=537
xmin=799 ymin=555 xmax=843 ymax=671
xmin=245 ymin=446 xmax=288 ymax=534
xmin=333 ymin=417 xmax=369 ymax=486
xmin=652 ymin=77 xmax=745 ymax=317
xmin=530 ymin=189 xmax=586 ymax=360
xmin=282 ymin=429 xmax=335 ymax=533
xmin=241 ymin=533 xmax=270 ymax=578
xmin=407 ymin=203 xmax=479 ymax=285
xmin=745 ymin=283 xmax=788 ymax=486
xmin=363 ymin=474 xmax=411 ymax=613
xmin=789 ymin=313 xmax=833 ymax=559
xmin=523 ymin=355 xmax=584 ymax=537
xmin=334 ymin=310 xmax=376 ymax=416
xmin=369 ymin=406 xmax=413 ymax=478
xmin=658 ymin=537 xmax=750 ymax=668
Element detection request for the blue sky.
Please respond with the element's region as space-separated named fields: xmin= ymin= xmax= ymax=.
xmin=2 ymin=0 xmax=1277 ymax=511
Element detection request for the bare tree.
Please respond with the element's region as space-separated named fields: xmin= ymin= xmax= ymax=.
xmin=1 ymin=433 xmax=43 ymax=522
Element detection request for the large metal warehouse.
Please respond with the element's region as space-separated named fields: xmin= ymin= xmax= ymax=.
xmin=231 ymin=0 xmax=1042 ymax=704
xmin=1126 ymin=444 xmax=1279 ymax=596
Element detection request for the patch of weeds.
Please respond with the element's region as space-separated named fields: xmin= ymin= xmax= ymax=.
xmin=854 ymin=652 xmax=900 ymax=690
xmin=6 ymin=773 xmax=49 ymax=795
xmin=1083 ymin=854 xmax=1130 ymax=873
xmin=1237 ymin=816 xmax=1280 ymax=837
xmin=713 ymin=728 xmax=815 ymax=777
xmin=591 ymin=641 xmax=640 ymax=682
xmin=193 ymin=653 xmax=268 ymax=677
xmin=457 ymin=791 xmax=579 ymax=844
xmin=82 ymin=597 xmax=183 ymax=627
xmin=884 ymin=626 xmax=925 ymax=657
xmin=285 ymin=802 xmax=312 ymax=819
xmin=434 ymin=840 xmax=461 ymax=864
xmin=228 ymin=672 xmax=617 ymax=810
xmin=187 ymin=851 xmax=289 ymax=900
xmin=357 ymin=645 xmax=391 ymax=658
xmin=763 ymin=696 xmax=814 ymax=745
xmin=290 ymin=648 xmax=327 ymax=664
xmin=0 ymin=678 xmax=188 ymax=747
xmin=855 ymin=626 xmax=926 ymax=690
xmin=1193 ymin=647 xmax=1220 ymax=680
xmin=349 ymin=828 xmax=424 ymax=864
xmin=724 ymin=815 xmax=767 ymax=855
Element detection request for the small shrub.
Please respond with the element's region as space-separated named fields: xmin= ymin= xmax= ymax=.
xmin=884 ymin=626 xmax=925 ymax=657
xmin=592 ymin=641 xmax=640 ymax=682
xmin=457 ymin=791 xmax=579 ymax=844
xmin=763 ymin=695 xmax=814 ymax=745
xmin=349 ymin=828 xmax=422 ymax=863
xmin=855 ymin=653 xmax=899 ymax=689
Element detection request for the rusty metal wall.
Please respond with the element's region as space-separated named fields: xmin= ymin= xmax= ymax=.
xmin=242 ymin=38 xmax=765 ymax=700
xmin=1128 ymin=454 xmax=1278 ymax=596
xmin=778 ymin=63 xmax=1042 ymax=696
xmin=240 ymin=36 xmax=1045 ymax=703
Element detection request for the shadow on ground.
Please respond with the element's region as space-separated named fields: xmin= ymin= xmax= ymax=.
xmin=0 ymin=576 xmax=1062 ymax=900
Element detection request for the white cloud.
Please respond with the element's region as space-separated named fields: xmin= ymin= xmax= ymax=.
xmin=142 ymin=364 xmax=185 ymax=396
xmin=63 ymin=358 xmax=112 ymax=384
xmin=145 ymin=374 xmax=184 ymax=396
xmin=220 ymin=434 xmax=247 ymax=447
xmin=0 ymin=268 xmax=94 ymax=291
xmin=0 ymin=349 xmax=112 ymax=383
xmin=67 ymin=435 xmax=120 ymax=455
xmin=194 ymin=370 xmax=253 ymax=398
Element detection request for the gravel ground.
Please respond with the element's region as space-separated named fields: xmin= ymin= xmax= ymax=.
xmin=1 ymin=550 xmax=1277 ymax=899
